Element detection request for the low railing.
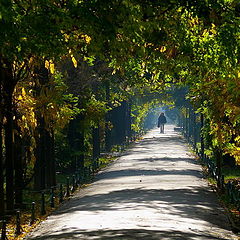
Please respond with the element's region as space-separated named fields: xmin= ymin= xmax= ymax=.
xmin=0 ymin=158 xmax=102 ymax=239
xmin=193 ymin=142 xmax=239 ymax=210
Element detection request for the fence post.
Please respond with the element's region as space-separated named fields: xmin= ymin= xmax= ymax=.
xmin=1 ymin=219 xmax=7 ymax=240
xmin=75 ymin=171 xmax=80 ymax=185
xmin=15 ymin=210 xmax=21 ymax=235
xmin=66 ymin=177 xmax=70 ymax=197
xmin=221 ymin=175 xmax=225 ymax=191
xmin=96 ymin=158 xmax=99 ymax=169
xmin=50 ymin=187 xmax=55 ymax=208
xmin=59 ymin=184 xmax=63 ymax=203
xmin=84 ymin=167 xmax=87 ymax=182
xmin=41 ymin=192 xmax=46 ymax=215
xmin=71 ymin=175 xmax=76 ymax=193
xmin=88 ymin=166 xmax=91 ymax=177
xmin=30 ymin=202 xmax=35 ymax=225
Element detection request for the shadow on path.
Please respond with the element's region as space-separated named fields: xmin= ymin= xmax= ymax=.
xmin=96 ymin=168 xmax=202 ymax=180
xmin=30 ymin=228 xmax=226 ymax=240
xmin=57 ymin=187 xmax=227 ymax=231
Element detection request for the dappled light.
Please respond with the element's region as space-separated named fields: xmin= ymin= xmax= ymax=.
xmin=26 ymin=126 xmax=237 ymax=240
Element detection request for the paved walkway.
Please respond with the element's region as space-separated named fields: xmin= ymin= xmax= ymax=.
xmin=26 ymin=125 xmax=238 ymax=240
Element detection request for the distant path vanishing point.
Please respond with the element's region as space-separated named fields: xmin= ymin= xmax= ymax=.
xmin=26 ymin=125 xmax=238 ymax=240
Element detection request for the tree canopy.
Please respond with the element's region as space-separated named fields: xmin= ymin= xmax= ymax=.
xmin=1 ymin=0 xmax=240 ymax=161
xmin=1 ymin=0 xmax=240 ymax=221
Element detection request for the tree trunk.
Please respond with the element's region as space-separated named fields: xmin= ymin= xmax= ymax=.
xmin=92 ymin=123 xmax=100 ymax=160
xmin=34 ymin=117 xmax=46 ymax=190
xmin=192 ymin=111 xmax=197 ymax=150
xmin=215 ymin=148 xmax=223 ymax=190
xmin=1 ymin=59 xmax=18 ymax=212
xmin=126 ymin=101 xmax=132 ymax=143
xmin=14 ymin=133 xmax=23 ymax=208
xmin=105 ymin=81 xmax=111 ymax=152
xmin=68 ymin=115 xmax=85 ymax=172
xmin=186 ymin=107 xmax=190 ymax=141
xmin=105 ymin=113 xmax=111 ymax=152
xmin=34 ymin=64 xmax=49 ymax=190
xmin=113 ymin=101 xmax=127 ymax=145
xmin=121 ymin=101 xmax=127 ymax=144
xmin=5 ymin=93 xmax=14 ymax=211
xmin=200 ymin=113 xmax=205 ymax=159
xmin=50 ymin=130 xmax=56 ymax=186
xmin=0 ymin=74 xmax=4 ymax=217
xmin=0 ymin=112 xmax=4 ymax=217
xmin=79 ymin=127 xmax=85 ymax=171
xmin=45 ymin=129 xmax=56 ymax=188
xmin=189 ymin=108 xmax=193 ymax=142
xmin=182 ymin=110 xmax=186 ymax=136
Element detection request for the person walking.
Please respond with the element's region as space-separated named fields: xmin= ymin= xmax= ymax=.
xmin=158 ymin=112 xmax=167 ymax=133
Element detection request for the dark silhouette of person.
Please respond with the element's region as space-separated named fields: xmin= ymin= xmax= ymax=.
xmin=158 ymin=112 xmax=167 ymax=133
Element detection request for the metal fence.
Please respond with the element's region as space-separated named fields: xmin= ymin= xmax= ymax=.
xmin=0 ymin=158 xmax=102 ymax=240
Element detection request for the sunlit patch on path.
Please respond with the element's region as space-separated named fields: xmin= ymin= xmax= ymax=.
xmin=25 ymin=125 xmax=238 ymax=240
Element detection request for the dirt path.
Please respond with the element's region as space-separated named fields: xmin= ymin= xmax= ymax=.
xmin=26 ymin=125 xmax=239 ymax=240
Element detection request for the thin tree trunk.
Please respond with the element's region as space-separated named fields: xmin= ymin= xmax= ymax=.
xmin=200 ymin=113 xmax=205 ymax=159
xmin=92 ymin=124 xmax=100 ymax=160
xmin=105 ymin=81 xmax=111 ymax=152
xmin=182 ymin=110 xmax=186 ymax=136
xmin=79 ymin=131 xmax=85 ymax=171
xmin=45 ymin=129 xmax=56 ymax=188
xmin=0 ymin=73 xmax=4 ymax=217
xmin=45 ymin=129 xmax=51 ymax=188
xmin=186 ymin=107 xmax=190 ymax=141
xmin=5 ymin=94 xmax=14 ymax=211
xmin=34 ymin=117 xmax=46 ymax=190
xmin=117 ymin=101 xmax=127 ymax=144
xmin=0 ymin=114 xmax=4 ymax=217
xmin=68 ymin=115 xmax=85 ymax=172
xmin=126 ymin=101 xmax=132 ymax=143
xmin=105 ymin=113 xmax=111 ymax=152
xmin=215 ymin=148 xmax=223 ymax=190
xmin=14 ymin=133 xmax=23 ymax=208
xmin=50 ymin=130 xmax=56 ymax=186
xmin=34 ymin=64 xmax=49 ymax=190
xmin=192 ymin=111 xmax=197 ymax=150
xmin=1 ymin=60 xmax=17 ymax=212
xmin=189 ymin=108 xmax=193 ymax=142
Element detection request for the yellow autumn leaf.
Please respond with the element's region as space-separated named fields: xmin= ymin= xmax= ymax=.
xmin=18 ymin=95 xmax=23 ymax=100
xmin=85 ymin=35 xmax=91 ymax=44
xmin=71 ymin=56 xmax=77 ymax=68
xmin=160 ymin=46 xmax=166 ymax=53
xmin=81 ymin=34 xmax=91 ymax=44
xmin=210 ymin=24 xmax=217 ymax=35
xmin=235 ymin=136 xmax=240 ymax=142
xmin=68 ymin=49 xmax=77 ymax=67
xmin=45 ymin=60 xmax=50 ymax=69
xmin=211 ymin=28 xmax=217 ymax=35
xmin=64 ymin=33 xmax=70 ymax=42
xmin=49 ymin=63 xmax=55 ymax=74
xmin=237 ymin=71 xmax=240 ymax=78
xmin=202 ymin=29 xmax=209 ymax=37
xmin=13 ymin=60 xmax=25 ymax=71
xmin=45 ymin=60 xmax=55 ymax=74
xmin=22 ymin=87 xmax=26 ymax=97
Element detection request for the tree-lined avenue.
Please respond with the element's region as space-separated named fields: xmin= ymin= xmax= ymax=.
xmin=26 ymin=125 xmax=238 ymax=240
